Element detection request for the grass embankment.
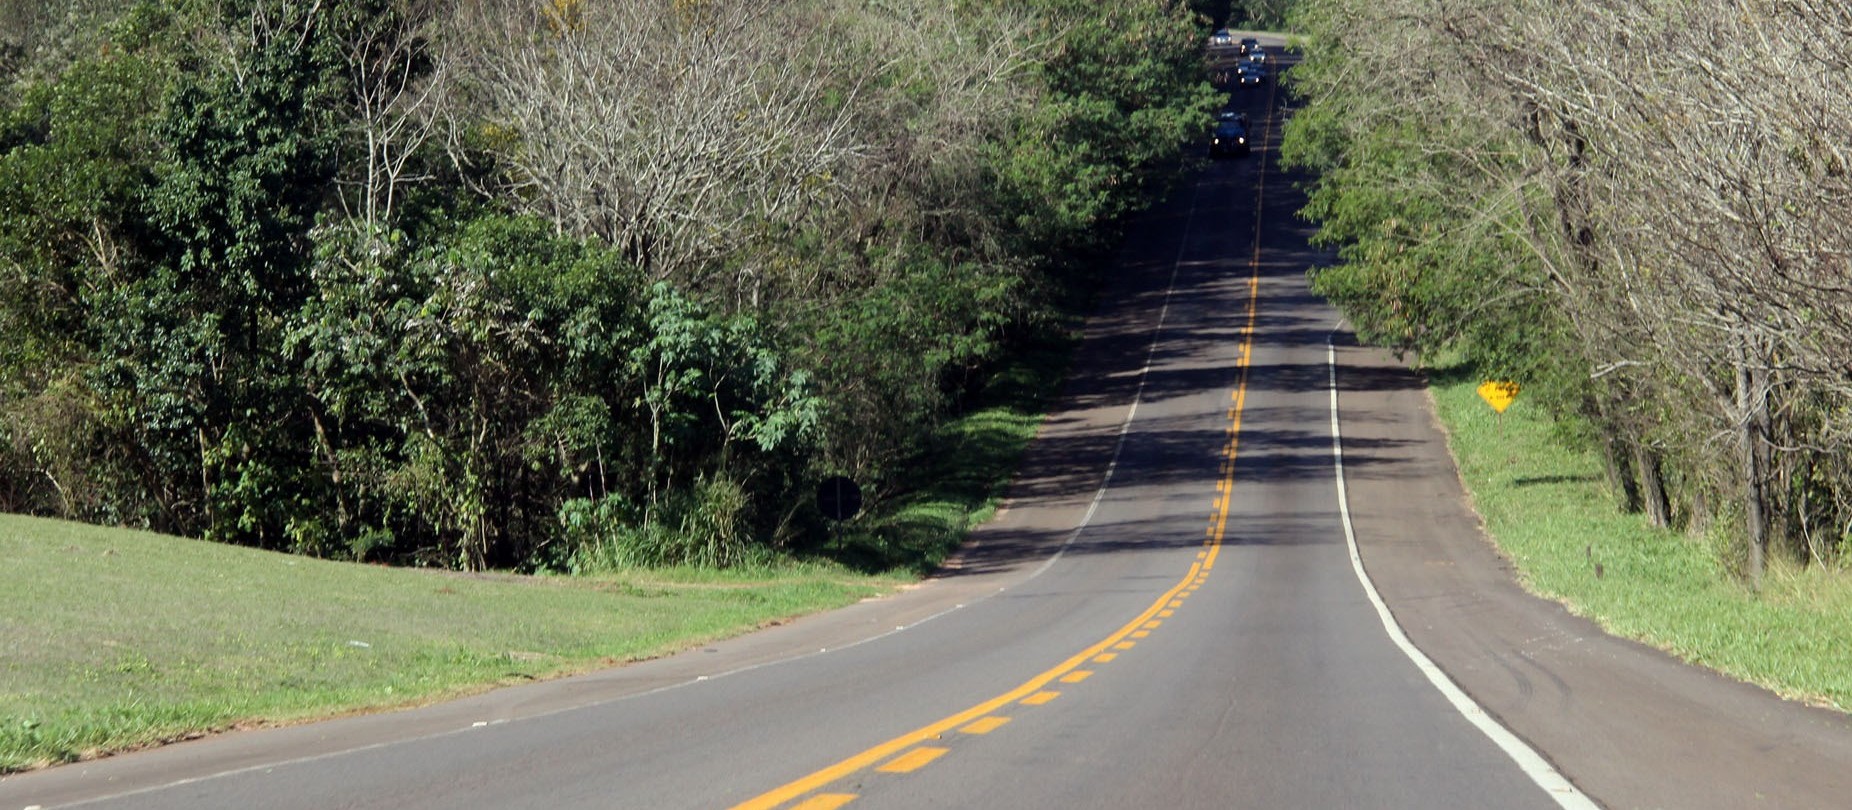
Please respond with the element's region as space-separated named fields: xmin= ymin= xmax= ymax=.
xmin=1431 ymin=370 xmax=1852 ymax=711
xmin=0 ymin=329 xmax=1077 ymax=774
xmin=0 ymin=515 xmax=903 ymax=772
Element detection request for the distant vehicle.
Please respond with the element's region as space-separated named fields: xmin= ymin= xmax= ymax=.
xmin=1247 ymin=48 xmax=1268 ymax=64
xmin=1235 ymin=62 xmax=1267 ymax=86
xmin=1239 ymin=37 xmax=1261 ymax=52
xmin=1210 ymin=119 xmax=1250 ymax=157
xmin=1210 ymin=29 xmax=1234 ymax=47
xmin=1217 ymin=110 xmax=1250 ymax=128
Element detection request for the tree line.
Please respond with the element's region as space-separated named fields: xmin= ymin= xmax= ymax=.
xmin=0 ymin=0 xmax=1218 ymax=570
xmin=1283 ymin=0 xmax=1852 ymax=583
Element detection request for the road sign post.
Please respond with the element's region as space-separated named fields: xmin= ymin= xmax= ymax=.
xmin=816 ymin=476 xmax=863 ymax=522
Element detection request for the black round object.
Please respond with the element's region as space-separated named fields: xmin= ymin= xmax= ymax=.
xmin=816 ymin=476 xmax=863 ymax=521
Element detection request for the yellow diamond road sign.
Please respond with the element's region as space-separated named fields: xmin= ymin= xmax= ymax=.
xmin=1477 ymin=381 xmax=1520 ymax=413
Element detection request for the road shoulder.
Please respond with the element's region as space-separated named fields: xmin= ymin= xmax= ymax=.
xmin=1335 ymin=336 xmax=1852 ymax=810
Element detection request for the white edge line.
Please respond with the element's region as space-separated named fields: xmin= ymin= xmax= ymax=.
xmin=41 ymin=131 xmax=1219 ymax=810
xmin=1325 ymin=326 xmax=1600 ymax=810
xmin=1027 ymin=174 xmax=1203 ymax=579
xmin=48 ymin=601 xmax=972 ymax=809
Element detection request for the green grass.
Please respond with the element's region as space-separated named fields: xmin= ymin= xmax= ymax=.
xmin=0 ymin=294 xmax=1082 ymax=774
xmin=0 ymin=514 xmax=901 ymax=772
xmin=0 ymin=331 xmax=1075 ymax=773
xmin=1430 ymin=373 xmax=1852 ymax=711
xmin=828 ymin=331 xmax=1075 ymax=574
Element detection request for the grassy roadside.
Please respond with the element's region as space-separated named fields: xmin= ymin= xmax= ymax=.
xmin=0 ymin=323 xmax=1079 ymax=775
xmin=1430 ymin=371 xmax=1852 ymax=711
xmin=0 ymin=514 xmax=904 ymax=772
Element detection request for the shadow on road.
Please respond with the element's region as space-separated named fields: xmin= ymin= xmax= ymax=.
xmin=928 ymin=65 xmax=1434 ymax=582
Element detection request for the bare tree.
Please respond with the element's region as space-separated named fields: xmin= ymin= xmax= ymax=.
xmin=1293 ymin=0 xmax=1852 ymax=581
xmin=443 ymin=0 xmax=866 ymax=296
xmin=340 ymin=0 xmax=447 ymax=238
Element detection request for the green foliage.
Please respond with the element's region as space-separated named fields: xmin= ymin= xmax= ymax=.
xmin=0 ymin=21 xmax=173 ymax=523
xmin=99 ymin=0 xmax=352 ymax=543
xmin=1228 ymin=0 xmax=1292 ymax=29
xmin=1281 ymin=0 xmax=1586 ymax=418
xmin=825 ymin=327 xmax=1075 ymax=573
xmin=1287 ymin=0 xmax=1852 ymax=579
xmin=997 ymin=0 xmax=1221 ymax=259
xmin=562 ymin=475 xmax=769 ymax=571
xmin=633 ymin=283 xmax=822 ymax=471
xmin=1432 ymin=370 xmax=1852 ymax=711
xmin=0 ymin=0 xmax=1213 ymax=572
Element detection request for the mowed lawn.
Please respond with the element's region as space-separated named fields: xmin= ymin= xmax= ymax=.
xmin=1431 ymin=374 xmax=1852 ymax=712
xmin=0 ymin=514 xmax=901 ymax=772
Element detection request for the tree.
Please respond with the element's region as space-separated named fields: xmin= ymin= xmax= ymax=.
xmin=1287 ymin=0 xmax=1852 ymax=582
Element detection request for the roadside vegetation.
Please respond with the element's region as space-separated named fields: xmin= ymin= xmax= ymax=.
xmin=1218 ymin=0 xmax=1291 ymax=29
xmin=1283 ymin=0 xmax=1852 ymax=707
xmin=0 ymin=513 xmax=901 ymax=772
xmin=0 ymin=0 xmax=1217 ymax=572
xmin=0 ymin=338 xmax=1061 ymax=771
xmin=1431 ymin=370 xmax=1852 ymax=710
xmin=0 ymin=0 xmax=1223 ymax=770
xmin=1283 ymin=1 xmax=1852 ymax=586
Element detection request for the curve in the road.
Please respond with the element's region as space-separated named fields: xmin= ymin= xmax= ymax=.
xmin=1326 ymin=330 xmax=1595 ymax=810
xmin=730 ymin=95 xmax=1277 ymax=810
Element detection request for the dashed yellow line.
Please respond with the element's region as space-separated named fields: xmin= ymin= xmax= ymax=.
xmin=960 ymin=717 xmax=1010 ymax=735
xmin=878 ymin=747 xmax=948 ymax=774
xmin=729 ymin=82 xmax=1278 ymax=810
xmin=727 ymin=554 xmax=1201 ymax=810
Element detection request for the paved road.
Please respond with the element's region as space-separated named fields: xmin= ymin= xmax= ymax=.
xmin=8 ymin=36 xmax=1852 ymax=810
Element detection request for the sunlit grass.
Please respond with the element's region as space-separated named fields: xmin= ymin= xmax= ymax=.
xmin=0 ymin=331 xmax=1070 ymax=770
xmin=0 ymin=305 xmax=1080 ymax=771
xmin=0 ymin=515 xmax=899 ymax=772
xmin=1431 ymin=374 xmax=1852 ymax=711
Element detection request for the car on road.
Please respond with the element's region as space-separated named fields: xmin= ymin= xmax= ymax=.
xmin=1247 ymin=48 xmax=1268 ymax=65
xmin=1210 ymin=29 xmax=1234 ymax=47
xmin=1210 ymin=118 xmax=1250 ymax=157
xmin=1235 ymin=62 xmax=1267 ymax=86
xmin=1239 ymin=37 xmax=1261 ymax=52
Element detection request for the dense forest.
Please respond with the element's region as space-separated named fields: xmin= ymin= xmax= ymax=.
xmin=1284 ymin=0 xmax=1852 ymax=584
xmin=0 ymin=0 xmax=1219 ymax=571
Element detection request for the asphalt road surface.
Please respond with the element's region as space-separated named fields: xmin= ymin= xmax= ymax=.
xmin=8 ymin=36 xmax=1852 ymax=810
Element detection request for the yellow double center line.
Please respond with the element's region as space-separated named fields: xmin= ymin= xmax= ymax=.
xmin=728 ymin=556 xmax=1215 ymax=810
xmin=731 ymin=92 xmax=1277 ymax=810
